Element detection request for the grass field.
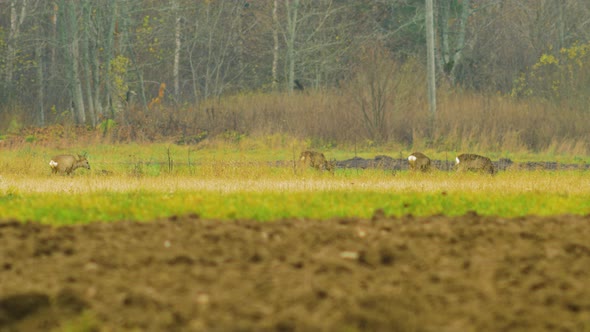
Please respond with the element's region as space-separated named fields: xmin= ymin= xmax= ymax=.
xmin=1 ymin=142 xmax=590 ymax=224
xmin=2 ymin=143 xmax=590 ymax=331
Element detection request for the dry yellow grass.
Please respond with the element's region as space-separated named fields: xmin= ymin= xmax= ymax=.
xmin=1 ymin=171 xmax=589 ymax=195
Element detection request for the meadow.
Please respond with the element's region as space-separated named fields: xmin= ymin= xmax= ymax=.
xmin=1 ymin=141 xmax=590 ymax=225
xmin=3 ymin=140 xmax=590 ymax=332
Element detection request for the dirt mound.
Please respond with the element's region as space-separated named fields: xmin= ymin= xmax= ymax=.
xmin=336 ymin=155 xmax=589 ymax=172
xmin=2 ymin=214 xmax=590 ymax=331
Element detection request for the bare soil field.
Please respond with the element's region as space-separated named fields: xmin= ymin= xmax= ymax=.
xmin=1 ymin=214 xmax=590 ymax=332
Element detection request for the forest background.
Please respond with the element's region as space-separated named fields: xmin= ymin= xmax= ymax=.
xmin=1 ymin=0 xmax=590 ymax=155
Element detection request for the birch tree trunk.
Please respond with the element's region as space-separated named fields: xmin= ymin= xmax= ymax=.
xmin=81 ymin=0 xmax=96 ymax=126
xmin=188 ymin=13 xmax=200 ymax=104
xmin=103 ymin=0 xmax=117 ymax=118
xmin=64 ymin=0 xmax=86 ymax=124
xmin=49 ymin=1 xmax=59 ymax=92
xmin=285 ymin=0 xmax=299 ymax=93
xmin=271 ymin=0 xmax=279 ymax=91
xmin=90 ymin=12 xmax=102 ymax=121
xmin=172 ymin=0 xmax=181 ymax=98
xmin=204 ymin=3 xmax=213 ymax=99
xmin=425 ymin=0 xmax=437 ymax=127
xmin=35 ymin=42 xmax=45 ymax=126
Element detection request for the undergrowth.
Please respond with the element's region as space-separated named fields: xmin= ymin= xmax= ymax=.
xmin=2 ymin=89 xmax=590 ymax=156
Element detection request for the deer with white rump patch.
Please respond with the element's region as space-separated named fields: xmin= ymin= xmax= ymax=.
xmin=49 ymin=154 xmax=91 ymax=175
xmin=408 ymin=152 xmax=431 ymax=172
xmin=455 ymin=153 xmax=494 ymax=175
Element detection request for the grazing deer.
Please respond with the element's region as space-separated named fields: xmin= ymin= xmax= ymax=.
xmin=299 ymin=151 xmax=334 ymax=173
xmin=408 ymin=152 xmax=431 ymax=172
xmin=455 ymin=153 xmax=495 ymax=174
xmin=49 ymin=154 xmax=91 ymax=175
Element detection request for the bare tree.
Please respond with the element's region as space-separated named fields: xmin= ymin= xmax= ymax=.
xmin=4 ymin=0 xmax=29 ymax=85
xmin=185 ymin=1 xmax=247 ymax=100
xmin=425 ymin=0 xmax=436 ymax=134
xmin=172 ymin=0 xmax=181 ymax=98
xmin=347 ymin=45 xmax=398 ymax=143
xmin=35 ymin=39 xmax=45 ymax=125
xmin=62 ymin=0 xmax=86 ymax=124
xmin=437 ymin=0 xmax=471 ymax=85
xmin=280 ymin=0 xmax=360 ymax=92
xmin=271 ymin=0 xmax=279 ymax=91
xmin=80 ymin=0 xmax=96 ymax=126
xmin=284 ymin=0 xmax=299 ymax=93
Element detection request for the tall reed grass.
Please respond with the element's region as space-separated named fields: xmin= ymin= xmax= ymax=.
xmin=3 ymin=89 xmax=590 ymax=156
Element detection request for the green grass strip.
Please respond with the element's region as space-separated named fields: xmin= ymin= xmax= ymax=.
xmin=1 ymin=191 xmax=590 ymax=225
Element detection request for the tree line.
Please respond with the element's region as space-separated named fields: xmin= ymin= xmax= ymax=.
xmin=1 ymin=0 xmax=590 ymax=130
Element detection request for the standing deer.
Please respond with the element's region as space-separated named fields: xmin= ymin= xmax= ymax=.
xmin=408 ymin=152 xmax=431 ymax=172
xmin=455 ymin=153 xmax=494 ymax=174
xmin=299 ymin=151 xmax=334 ymax=173
xmin=49 ymin=154 xmax=91 ymax=175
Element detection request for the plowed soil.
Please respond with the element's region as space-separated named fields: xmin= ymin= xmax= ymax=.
xmin=2 ymin=214 xmax=590 ymax=332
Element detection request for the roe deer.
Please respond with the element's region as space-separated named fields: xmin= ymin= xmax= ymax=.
xmin=455 ymin=153 xmax=494 ymax=174
xmin=408 ymin=152 xmax=431 ymax=172
xmin=299 ymin=151 xmax=334 ymax=173
xmin=49 ymin=154 xmax=91 ymax=175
